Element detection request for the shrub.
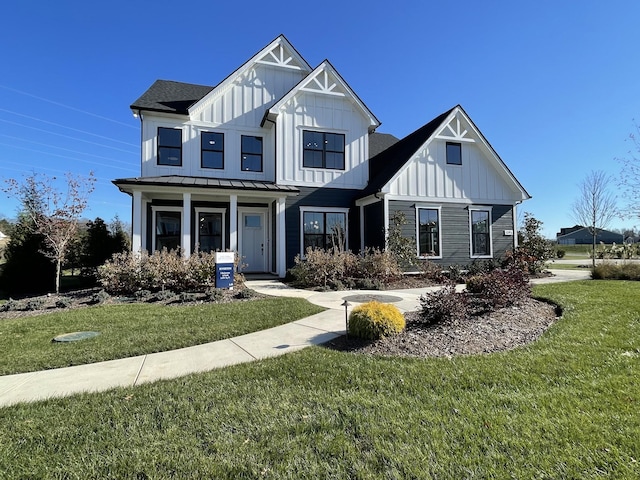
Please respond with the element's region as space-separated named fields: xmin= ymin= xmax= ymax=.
xmin=153 ymin=289 xmax=175 ymax=302
xmin=515 ymin=213 xmax=554 ymax=274
xmin=419 ymin=284 xmax=468 ymax=325
xmin=234 ymin=288 xmax=258 ymax=300
xmin=592 ymin=262 xmax=640 ymax=280
xmin=386 ymin=212 xmax=418 ymax=268
xmin=356 ymin=248 xmax=403 ymax=283
xmin=418 ymin=259 xmax=445 ymax=281
xmin=0 ymin=298 xmax=21 ymax=312
xmin=556 ymin=248 xmax=566 ymax=259
xmin=465 ymin=267 xmax=531 ymax=310
xmin=354 ymin=278 xmax=384 ymax=290
xmin=134 ymin=290 xmax=152 ymax=302
xmin=55 ymin=297 xmax=72 ymax=309
xmin=90 ymin=290 xmax=110 ymax=305
xmin=348 ymin=301 xmax=405 ymax=340
xmin=289 ymin=248 xmax=346 ymax=288
xmin=24 ymin=297 xmax=45 ymax=311
xmin=205 ymin=288 xmax=225 ymax=303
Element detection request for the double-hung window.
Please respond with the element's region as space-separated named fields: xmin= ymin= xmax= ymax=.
xmin=157 ymin=127 xmax=182 ymax=166
xmin=470 ymin=208 xmax=492 ymax=257
xmin=201 ymin=132 xmax=224 ymax=169
xmin=417 ymin=207 xmax=441 ymax=257
xmin=241 ymin=135 xmax=263 ymax=172
xmin=301 ymin=208 xmax=347 ymax=253
xmin=303 ymin=131 xmax=345 ymax=169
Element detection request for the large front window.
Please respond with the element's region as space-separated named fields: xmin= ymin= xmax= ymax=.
xmin=303 ymin=131 xmax=345 ymax=169
xmin=155 ymin=211 xmax=181 ymax=251
xmin=302 ymin=210 xmax=347 ymax=252
xmin=470 ymin=209 xmax=491 ymax=257
xmin=157 ymin=127 xmax=182 ymax=166
xmin=201 ymin=132 xmax=224 ymax=169
xmin=418 ymin=208 xmax=440 ymax=257
xmin=241 ymin=135 xmax=263 ymax=172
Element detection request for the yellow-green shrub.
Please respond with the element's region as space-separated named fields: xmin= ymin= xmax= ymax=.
xmin=348 ymin=301 xmax=405 ymax=340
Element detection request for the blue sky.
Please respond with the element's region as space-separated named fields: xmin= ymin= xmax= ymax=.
xmin=1 ymin=0 xmax=639 ymax=238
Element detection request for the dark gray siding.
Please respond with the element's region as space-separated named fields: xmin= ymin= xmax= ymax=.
xmin=285 ymin=187 xmax=361 ymax=268
xmin=388 ymin=201 xmax=515 ymax=266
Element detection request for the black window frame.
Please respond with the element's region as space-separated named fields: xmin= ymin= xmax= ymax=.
xmin=197 ymin=211 xmax=224 ymax=253
xmin=241 ymin=135 xmax=263 ymax=172
xmin=446 ymin=142 xmax=462 ymax=165
xmin=155 ymin=210 xmax=181 ymax=251
xmin=201 ymin=131 xmax=224 ymax=170
xmin=302 ymin=211 xmax=347 ymax=252
xmin=417 ymin=208 xmax=440 ymax=257
xmin=471 ymin=209 xmax=491 ymax=257
xmin=157 ymin=127 xmax=183 ymax=167
xmin=303 ymin=130 xmax=345 ymax=170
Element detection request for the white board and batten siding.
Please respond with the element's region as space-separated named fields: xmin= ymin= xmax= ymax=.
xmin=275 ymin=92 xmax=371 ymax=190
xmin=140 ymin=64 xmax=308 ymax=181
xmin=386 ymin=138 xmax=522 ymax=204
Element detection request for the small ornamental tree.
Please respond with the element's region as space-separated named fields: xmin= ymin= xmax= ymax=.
xmin=3 ymin=172 xmax=96 ymax=294
xmin=515 ymin=213 xmax=554 ymax=274
xmin=386 ymin=212 xmax=418 ymax=268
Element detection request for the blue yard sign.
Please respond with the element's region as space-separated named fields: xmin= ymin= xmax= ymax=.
xmin=215 ymin=252 xmax=235 ymax=289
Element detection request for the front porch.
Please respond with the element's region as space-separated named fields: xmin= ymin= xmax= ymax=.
xmin=113 ymin=176 xmax=299 ymax=277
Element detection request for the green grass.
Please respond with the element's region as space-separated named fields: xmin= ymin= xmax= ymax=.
xmin=1 ymin=281 xmax=639 ymax=478
xmin=0 ymin=297 xmax=324 ymax=375
xmin=547 ymin=262 xmax=592 ymax=270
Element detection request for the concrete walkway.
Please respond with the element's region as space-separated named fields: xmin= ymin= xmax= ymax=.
xmin=0 ymin=269 xmax=590 ymax=408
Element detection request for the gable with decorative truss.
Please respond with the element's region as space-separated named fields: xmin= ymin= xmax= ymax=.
xmin=255 ymin=41 xmax=307 ymax=71
xmin=434 ymin=112 xmax=475 ymax=143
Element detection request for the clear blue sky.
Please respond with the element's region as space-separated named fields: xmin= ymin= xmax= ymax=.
xmin=1 ymin=0 xmax=639 ymax=238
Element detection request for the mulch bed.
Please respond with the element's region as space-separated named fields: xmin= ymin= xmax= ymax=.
xmin=324 ymin=298 xmax=560 ymax=358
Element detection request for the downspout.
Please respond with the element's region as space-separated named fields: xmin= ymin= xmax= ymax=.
xmin=513 ymin=201 xmax=521 ymax=249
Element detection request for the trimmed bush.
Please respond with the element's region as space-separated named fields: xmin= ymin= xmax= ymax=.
xmin=0 ymin=298 xmax=21 ymax=312
xmin=90 ymin=290 xmax=110 ymax=305
xmin=24 ymin=297 xmax=45 ymax=311
xmin=55 ymin=297 xmax=72 ymax=309
xmin=556 ymin=249 xmax=566 ymax=259
xmin=418 ymin=284 xmax=468 ymax=325
xmin=348 ymin=301 xmax=405 ymax=340
xmin=465 ymin=267 xmax=531 ymax=310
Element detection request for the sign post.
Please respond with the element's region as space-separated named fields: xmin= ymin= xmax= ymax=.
xmin=215 ymin=252 xmax=235 ymax=289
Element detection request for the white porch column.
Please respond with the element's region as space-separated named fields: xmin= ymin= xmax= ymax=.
xmin=132 ymin=190 xmax=142 ymax=252
xmin=383 ymin=195 xmax=390 ymax=248
xmin=276 ymin=197 xmax=287 ymax=277
xmin=359 ymin=204 xmax=365 ymax=253
xmin=229 ymin=194 xmax=238 ymax=252
xmin=182 ymin=192 xmax=191 ymax=257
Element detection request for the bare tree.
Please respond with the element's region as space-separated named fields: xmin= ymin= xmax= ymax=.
xmin=617 ymin=122 xmax=640 ymax=219
xmin=3 ymin=172 xmax=95 ymax=293
xmin=571 ymin=170 xmax=618 ymax=267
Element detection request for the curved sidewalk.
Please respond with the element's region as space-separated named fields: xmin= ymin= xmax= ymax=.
xmin=0 ymin=269 xmax=589 ymax=407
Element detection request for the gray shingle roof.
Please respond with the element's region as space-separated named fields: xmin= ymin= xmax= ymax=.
xmin=361 ymin=107 xmax=456 ymax=197
xmin=113 ymin=175 xmax=299 ymax=194
xmin=130 ymin=80 xmax=214 ymax=115
xmin=369 ymin=132 xmax=400 ymax=158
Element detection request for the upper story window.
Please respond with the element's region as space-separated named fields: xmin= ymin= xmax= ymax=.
xmin=303 ymin=131 xmax=345 ymax=170
xmin=446 ymin=142 xmax=462 ymax=165
xmin=241 ymin=135 xmax=263 ymax=172
xmin=417 ymin=207 xmax=441 ymax=257
xmin=470 ymin=208 xmax=492 ymax=257
xmin=157 ymin=127 xmax=182 ymax=166
xmin=201 ymin=132 xmax=224 ymax=169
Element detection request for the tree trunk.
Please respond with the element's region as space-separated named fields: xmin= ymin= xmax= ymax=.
xmin=592 ymin=233 xmax=596 ymax=269
xmin=55 ymin=259 xmax=61 ymax=294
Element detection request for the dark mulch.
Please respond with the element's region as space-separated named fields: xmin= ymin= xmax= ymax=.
xmin=323 ymin=298 xmax=560 ymax=358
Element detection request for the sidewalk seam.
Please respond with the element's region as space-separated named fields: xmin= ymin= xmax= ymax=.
xmin=229 ymin=339 xmax=258 ymax=360
xmin=133 ymin=355 xmax=148 ymax=386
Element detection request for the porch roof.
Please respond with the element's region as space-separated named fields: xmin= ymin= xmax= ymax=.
xmin=113 ymin=176 xmax=300 ymax=194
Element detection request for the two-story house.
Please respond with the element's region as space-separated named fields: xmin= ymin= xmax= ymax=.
xmin=114 ymin=35 xmax=530 ymax=277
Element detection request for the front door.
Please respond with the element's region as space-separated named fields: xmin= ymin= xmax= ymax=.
xmin=240 ymin=211 xmax=267 ymax=272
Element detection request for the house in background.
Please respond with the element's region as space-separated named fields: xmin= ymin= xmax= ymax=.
xmin=114 ymin=35 xmax=530 ymax=276
xmin=556 ymin=225 xmax=623 ymax=245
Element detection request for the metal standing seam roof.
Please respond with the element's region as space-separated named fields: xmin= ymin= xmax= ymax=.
xmin=112 ymin=176 xmax=300 ymax=194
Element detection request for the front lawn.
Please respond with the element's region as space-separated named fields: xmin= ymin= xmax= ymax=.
xmin=0 ymin=281 xmax=639 ymax=478
xmin=0 ymin=297 xmax=324 ymax=375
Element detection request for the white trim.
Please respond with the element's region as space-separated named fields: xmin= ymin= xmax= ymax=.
xmin=415 ymin=204 xmax=443 ymax=260
xmin=299 ymin=206 xmax=349 ymax=257
xmin=132 ymin=191 xmax=142 ymax=252
xmin=194 ymin=207 xmax=227 ymax=252
xmin=469 ymin=206 xmax=494 ymax=259
xmin=276 ymin=197 xmax=287 ymax=277
xmin=151 ymin=205 xmax=183 ymax=252
xmin=229 ymin=195 xmax=238 ymax=252
xmin=383 ymin=196 xmax=389 ymax=249
xmin=182 ymin=192 xmax=191 ymax=257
